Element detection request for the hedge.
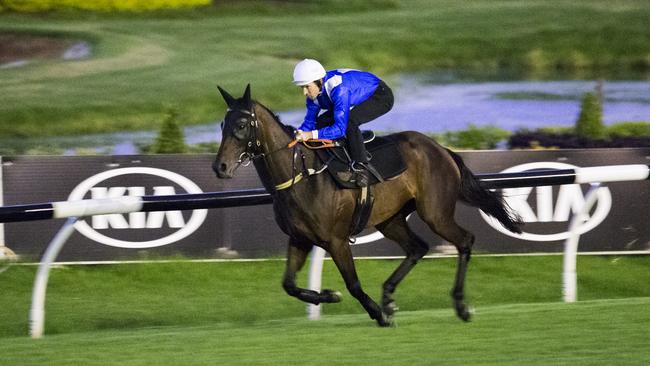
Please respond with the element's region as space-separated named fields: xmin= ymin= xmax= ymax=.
xmin=508 ymin=130 xmax=650 ymax=149
xmin=0 ymin=0 xmax=210 ymax=12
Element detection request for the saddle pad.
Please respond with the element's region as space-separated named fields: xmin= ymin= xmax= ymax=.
xmin=316 ymin=135 xmax=407 ymax=189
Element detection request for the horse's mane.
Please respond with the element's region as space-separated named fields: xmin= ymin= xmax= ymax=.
xmin=254 ymin=100 xmax=296 ymax=137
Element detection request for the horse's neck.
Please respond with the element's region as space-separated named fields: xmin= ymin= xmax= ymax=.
xmin=253 ymin=104 xmax=317 ymax=193
xmin=254 ymin=104 xmax=293 ymax=156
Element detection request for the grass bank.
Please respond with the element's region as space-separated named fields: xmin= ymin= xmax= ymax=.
xmin=1 ymin=1 xmax=649 ymax=138
xmin=1 ymin=255 xmax=649 ymax=338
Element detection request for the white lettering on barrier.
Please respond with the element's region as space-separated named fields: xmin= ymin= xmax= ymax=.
xmin=67 ymin=167 xmax=207 ymax=249
xmin=353 ymin=161 xmax=614 ymax=244
xmin=480 ymin=162 xmax=612 ymax=241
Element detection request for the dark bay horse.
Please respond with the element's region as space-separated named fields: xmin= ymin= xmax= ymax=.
xmin=213 ymin=85 xmax=522 ymax=326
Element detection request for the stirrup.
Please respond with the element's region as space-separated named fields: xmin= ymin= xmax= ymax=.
xmin=350 ymin=161 xmax=366 ymax=172
xmin=351 ymin=161 xmax=383 ymax=184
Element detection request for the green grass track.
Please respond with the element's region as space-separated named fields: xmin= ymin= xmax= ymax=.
xmin=0 ymin=298 xmax=648 ymax=365
xmin=1 ymin=255 xmax=649 ymax=337
xmin=1 ymin=255 xmax=649 ymax=364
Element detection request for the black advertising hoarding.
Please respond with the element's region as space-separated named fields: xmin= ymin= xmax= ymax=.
xmin=350 ymin=148 xmax=650 ymax=256
xmin=0 ymin=155 xmax=285 ymax=261
xmin=1 ymin=148 xmax=648 ymax=262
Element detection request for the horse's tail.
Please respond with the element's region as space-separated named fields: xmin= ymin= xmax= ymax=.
xmin=446 ymin=148 xmax=523 ymax=234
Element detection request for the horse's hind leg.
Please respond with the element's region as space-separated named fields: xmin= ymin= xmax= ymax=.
xmin=282 ymin=238 xmax=342 ymax=305
xmin=375 ymin=208 xmax=429 ymax=320
xmin=449 ymin=227 xmax=475 ymax=321
xmin=432 ymin=217 xmax=475 ymax=321
xmin=417 ymin=197 xmax=475 ymax=321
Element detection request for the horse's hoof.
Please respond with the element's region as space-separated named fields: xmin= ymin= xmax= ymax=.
xmin=378 ymin=315 xmax=394 ymax=327
xmin=382 ymin=301 xmax=399 ymax=316
xmin=321 ymin=289 xmax=342 ymax=303
xmin=455 ymin=303 xmax=472 ymax=322
xmin=375 ymin=312 xmax=394 ymax=327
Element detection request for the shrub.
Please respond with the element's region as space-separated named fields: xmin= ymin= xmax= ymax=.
xmin=538 ymin=125 xmax=574 ymax=134
xmin=523 ymin=48 xmax=551 ymax=71
xmin=508 ymin=128 xmax=650 ymax=149
xmin=434 ymin=124 xmax=511 ymax=150
xmin=150 ymin=109 xmax=188 ymax=154
xmin=0 ymin=0 xmax=210 ymax=12
xmin=606 ymin=121 xmax=650 ymax=137
xmin=575 ymin=91 xmax=605 ymax=139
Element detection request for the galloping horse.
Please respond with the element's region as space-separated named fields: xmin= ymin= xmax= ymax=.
xmin=213 ymin=85 xmax=522 ymax=326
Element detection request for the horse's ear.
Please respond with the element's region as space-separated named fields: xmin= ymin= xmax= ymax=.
xmin=243 ymin=84 xmax=252 ymax=110
xmin=218 ymin=85 xmax=236 ymax=108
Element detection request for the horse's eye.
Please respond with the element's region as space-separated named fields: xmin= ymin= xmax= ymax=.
xmin=219 ymin=121 xmax=224 ymax=131
xmin=238 ymin=124 xmax=246 ymax=130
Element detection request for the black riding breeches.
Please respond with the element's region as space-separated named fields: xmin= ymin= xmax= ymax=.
xmin=316 ymin=80 xmax=394 ymax=163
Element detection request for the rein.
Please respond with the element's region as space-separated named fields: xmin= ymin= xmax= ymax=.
xmin=287 ymin=139 xmax=337 ymax=149
xmin=232 ymin=106 xmax=331 ymax=191
xmin=274 ymin=142 xmax=332 ymax=190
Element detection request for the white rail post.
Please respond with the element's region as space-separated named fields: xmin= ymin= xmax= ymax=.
xmin=30 ymin=217 xmax=78 ymax=339
xmin=0 ymin=156 xmax=15 ymax=260
xmin=306 ymin=246 xmax=326 ymax=320
xmin=562 ymin=183 xmax=601 ymax=303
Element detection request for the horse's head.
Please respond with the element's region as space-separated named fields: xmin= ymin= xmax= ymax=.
xmin=212 ymin=84 xmax=258 ymax=178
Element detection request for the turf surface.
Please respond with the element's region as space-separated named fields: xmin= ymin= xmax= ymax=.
xmin=1 ymin=255 xmax=648 ymax=338
xmin=0 ymin=298 xmax=648 ymax=365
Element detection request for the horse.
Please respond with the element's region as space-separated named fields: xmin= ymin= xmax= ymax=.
xmin=212 ymin=84 xmax=522 ymax=326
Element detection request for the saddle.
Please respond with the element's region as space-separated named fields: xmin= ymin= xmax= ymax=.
xmin=314 ymin=131 xmax=407 ymax=189
xmin=313 ymin=131 xmax=407 ymax=237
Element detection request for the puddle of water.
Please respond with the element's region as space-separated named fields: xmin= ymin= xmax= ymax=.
xmin=374 ymin=76 xmax=650 ymax=133
xmin=0 ymin=60 xmax=30 ymax=69
xmin=62 ymin=41 xmax=92 ymax=61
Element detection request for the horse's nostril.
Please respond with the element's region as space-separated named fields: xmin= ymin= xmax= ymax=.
xmin=220 ymin=163 xmax=227 ymax=172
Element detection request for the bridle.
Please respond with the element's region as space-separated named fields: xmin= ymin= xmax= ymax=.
xmin=220 ymin=107 xmax=263 ymax=167
xmin=221 ymin=105 xmax=333 ymax=191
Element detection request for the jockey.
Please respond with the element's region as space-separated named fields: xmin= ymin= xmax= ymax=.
xmin=292 ymin=58 xmax=394 ymax=187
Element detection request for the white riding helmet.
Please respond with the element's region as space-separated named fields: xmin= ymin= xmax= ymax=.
xmin=292 ymin=59 xmax=326 ymax=86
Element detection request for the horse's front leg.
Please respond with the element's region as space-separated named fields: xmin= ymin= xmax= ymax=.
xmin=282 ymin=238 xmax=342 ymax=305
xmin=328 ymin=237 xmax=392 ymax=327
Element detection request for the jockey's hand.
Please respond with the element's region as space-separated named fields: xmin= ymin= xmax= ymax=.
xmin=295 ymin=130 xmax=313 ymax=142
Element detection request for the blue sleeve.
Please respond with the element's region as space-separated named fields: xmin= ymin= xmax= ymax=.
xmin=318 ymin=87 xmax=349 ymax=140
xmin=298 ymin=99 xmax=319 ymax=131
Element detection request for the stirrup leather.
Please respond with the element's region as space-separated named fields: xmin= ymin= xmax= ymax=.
xmin=349 ymin=185 xmax=374 ymax=236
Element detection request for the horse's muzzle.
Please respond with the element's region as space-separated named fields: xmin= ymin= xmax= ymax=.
xmin=212 ymin=160 xmax=233 ymax=179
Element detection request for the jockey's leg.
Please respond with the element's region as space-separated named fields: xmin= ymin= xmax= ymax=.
xmin=347 ymin=81 xmax=394 ymax=187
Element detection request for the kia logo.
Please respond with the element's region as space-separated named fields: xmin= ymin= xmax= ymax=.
xmin=355 ymin=162 xmax=612 ymax=245
xmin=68 ymin=167 xmax=207 ymax=248
xmin=481 ymin=162 xmax=612 ymax=241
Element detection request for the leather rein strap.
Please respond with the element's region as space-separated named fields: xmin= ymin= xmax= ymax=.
xmin=233 ymin=107 xmax=330 ymax=191
xmin=274 ymin=139 xmax=333 ymax=191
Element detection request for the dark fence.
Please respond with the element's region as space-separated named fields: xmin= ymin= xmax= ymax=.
xmin=1 ymin=148 xmax=648 ymax=261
